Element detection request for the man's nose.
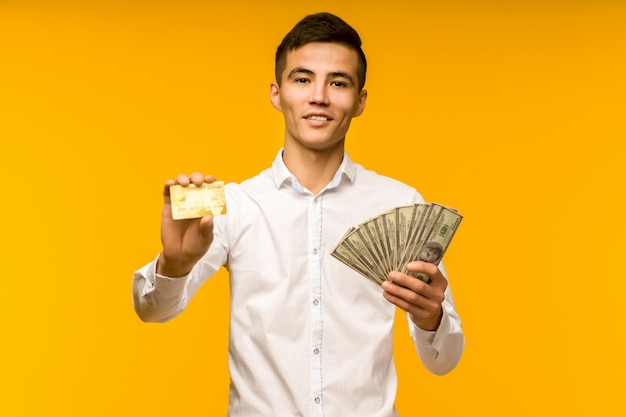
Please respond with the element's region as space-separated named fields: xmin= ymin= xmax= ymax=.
xmin=309 ymin=83 xmax=329 ymax=105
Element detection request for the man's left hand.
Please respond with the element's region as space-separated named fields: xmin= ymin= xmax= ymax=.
xmin=382 ymin=261 xmax=447 ymax=331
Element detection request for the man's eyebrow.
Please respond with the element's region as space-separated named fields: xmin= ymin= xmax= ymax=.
xmin=286 ymin=68 xmax=354 ymax=83
xmin=287 ymin=68 xmax=314 ymax=78
xmin=329 ymin=71 xmax=354 ymax=82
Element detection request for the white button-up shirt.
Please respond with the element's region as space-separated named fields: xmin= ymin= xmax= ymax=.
xmin=133 ymin=150 xmax=464 ymax=417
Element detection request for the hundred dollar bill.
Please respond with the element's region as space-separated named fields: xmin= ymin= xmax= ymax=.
xmin=357 ymin=219 xmax=389 ymax=280
xmin=381 ymin=209 xmax=398 ymax=274
xmin=344 ymin=225 xmax=388 ymax=283
xmin=405 ymin=204 xmax=463 ymax=283
xmin=396 ymin=204 xmax=429 ymax=273
xmin=170 ymin=181 xmax=227 ymax=220
xmin=332 ymin=202 xmax=463 ymax=287
xmin=331 ymin=227 xmax=383 ymax=285
xmin=398 ymin=203 xmax=440 ymax=272
xmin=371 ymin=212 xmax=394 ymax=275
xmin=393 ymin=205 xmax=421 ymax=273
xmin=331 ymin=244 xmax=381 ymax=286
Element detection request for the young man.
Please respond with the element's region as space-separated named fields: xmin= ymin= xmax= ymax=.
xmin=133 ymin=12 xmax=464 ymax=417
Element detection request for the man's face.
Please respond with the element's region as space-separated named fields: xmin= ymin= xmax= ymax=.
xmin=270 ymin=42 xmax=367 ymax=153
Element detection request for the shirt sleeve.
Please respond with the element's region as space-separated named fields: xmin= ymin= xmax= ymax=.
xmin=132 ymin=256 xmax=189 ymax=323
xmin=407 ymin=262 xmax=465 ymax=375
xmin=132 ymin=218 xmax=230 ymax=323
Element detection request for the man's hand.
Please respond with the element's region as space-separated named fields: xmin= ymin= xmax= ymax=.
xmin=382 ymin=261 xmax=447 ymax=331
xmin=157 ymin=173 xmax=217 ymax=278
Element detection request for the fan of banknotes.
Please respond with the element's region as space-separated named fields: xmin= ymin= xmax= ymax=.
xmin=331 ymin=203 xmax=463 ymax=285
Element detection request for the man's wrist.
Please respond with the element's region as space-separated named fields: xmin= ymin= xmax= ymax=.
xmin=156 ymin=253 xmax=194 ymax=278
xmin=412 ymin=306 xmax=443 ymax=332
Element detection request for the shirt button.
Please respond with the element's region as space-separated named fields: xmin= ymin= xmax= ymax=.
xmin=314 ymin=397 xmax=321 ymax=404
xmin=313 ymin=348 xmax=320 ymax=355
xmin=313 ymin=248 xmax=318 ymax=255
xmin=312 ymin=299 xmax=319 ymax=306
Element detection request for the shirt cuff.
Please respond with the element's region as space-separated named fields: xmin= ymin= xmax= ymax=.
xmin=138 ymin=256 xmax=189 ymax=306
xmin=410 ymin=306 xmax=452 ymax=349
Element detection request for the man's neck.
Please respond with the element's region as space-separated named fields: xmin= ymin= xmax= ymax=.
xmin=282 ymin=143 xmax=344 ymax=195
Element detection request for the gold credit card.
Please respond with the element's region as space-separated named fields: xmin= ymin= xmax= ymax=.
xmin=170 ymin=181 xmax=227 ymax=220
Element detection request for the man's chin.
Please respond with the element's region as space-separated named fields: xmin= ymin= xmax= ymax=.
xmin=292 ymin=137 xmax=346 ymax=152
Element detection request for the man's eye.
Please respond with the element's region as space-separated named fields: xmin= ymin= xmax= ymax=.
xmin=331 ymin=81 xmax=347 ymax=87
xmin=295 ymin=78 xmax=309 ymax=83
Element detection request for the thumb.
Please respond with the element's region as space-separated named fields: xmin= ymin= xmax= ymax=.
xmin=198 ymin=215 xmax=215 ymax=242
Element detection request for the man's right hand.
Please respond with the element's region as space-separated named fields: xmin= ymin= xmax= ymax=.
xmin=156 ymin=172 xmax=217 ymax=278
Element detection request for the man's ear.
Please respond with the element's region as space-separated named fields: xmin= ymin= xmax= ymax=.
xmin=270 ymin=82 xmax=282 ymax=112
xmin=353 ymin=89 xmax=368 ymax=117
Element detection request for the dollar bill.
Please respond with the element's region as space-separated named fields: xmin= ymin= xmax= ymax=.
xmin=403 ymin=204 xmax=462 ymax=283
xmin=331 ymin=202 xmax=463 ymax=286
xmin=331 ymin=227 xmax=383 ymax=285
xmin=380 ymin=209 xmax=397 ymax=274
xmin=397 ymin=203 xmax=430 ymax=273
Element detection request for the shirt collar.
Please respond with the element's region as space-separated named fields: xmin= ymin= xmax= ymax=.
xmin=271 ymin=148 xmax=357 ymax=192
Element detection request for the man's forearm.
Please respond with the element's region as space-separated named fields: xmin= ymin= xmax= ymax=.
xmin=133 ymin=259 xmax=188 ymax=323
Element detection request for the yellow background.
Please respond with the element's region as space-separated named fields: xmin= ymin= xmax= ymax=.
xmin=1 ymin=0 xmax=624 ymax=415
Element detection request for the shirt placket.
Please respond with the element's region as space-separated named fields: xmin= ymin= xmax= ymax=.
xmin=309 ymin=194 xmax=324 ymax=417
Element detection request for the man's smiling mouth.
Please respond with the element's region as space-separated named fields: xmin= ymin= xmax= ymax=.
xmin=306 ymin=115 xmax=330 ymax=121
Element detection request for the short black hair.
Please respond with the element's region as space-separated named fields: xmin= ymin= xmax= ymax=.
xmin=275 ymin=12 xmax=367 ymax=91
